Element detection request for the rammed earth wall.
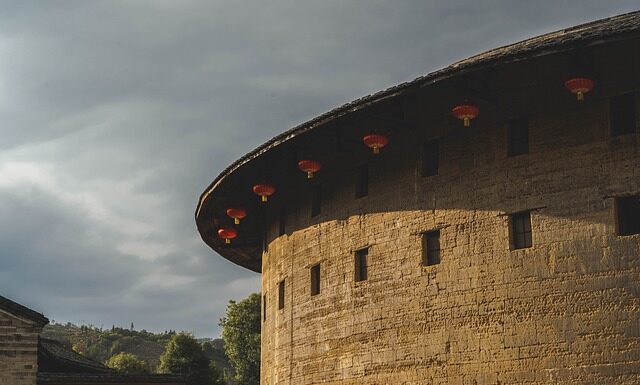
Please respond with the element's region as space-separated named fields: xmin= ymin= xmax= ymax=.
xmin=259 ymin=90 xmax=640 ymax=384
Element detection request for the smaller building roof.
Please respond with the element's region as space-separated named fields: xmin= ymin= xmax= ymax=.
xmin=38 ymin=338 xmax=112 ymax=373
xmin=37 ymin=338 xmax=185 ymax=385
xmin=37 ymin=373 xmax=184 ymax=385
xmin=0 ymin=294 xmax=49 ymax=326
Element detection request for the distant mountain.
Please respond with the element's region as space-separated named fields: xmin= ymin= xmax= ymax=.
xmin=42 ymin=322 xmax=232 ymax=376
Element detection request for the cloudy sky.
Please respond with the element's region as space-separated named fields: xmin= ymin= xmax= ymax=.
xmin=0 ymin=1 xmax=637 ymax=337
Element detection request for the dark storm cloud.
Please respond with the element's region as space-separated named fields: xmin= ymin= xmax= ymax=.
xmin=0 ymin=1 xmax=637 ymax=336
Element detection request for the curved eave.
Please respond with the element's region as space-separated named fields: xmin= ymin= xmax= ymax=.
xmin=196 ymin=11 xmax=640 ymax=273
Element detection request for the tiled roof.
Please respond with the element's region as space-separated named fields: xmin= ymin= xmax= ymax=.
xmin=0 ymin=294 xmax=49 ymax=326
xmin=37 ymin=338 xmax=185 ymax=384
xmin=37 ymin=372 xmax=184 ymax=384
xmin=38 ymin=338 xmax=111 ymax=373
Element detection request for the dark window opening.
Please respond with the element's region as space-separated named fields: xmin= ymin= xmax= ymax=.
xmin=508 ymin=118 xmax=529 ymax=156
xmin=263 ymin=294 xmax=267 ymax=322
xmin=511 ymin=211 xmax=533 ymax=249
xmin=610 ymin=93 xmax=637 ymax=137
xmin=311 ymin=184 xmax=322 ymax=218
xmin=422 ymin=230 xmax=441 ymax=266
xmin=355 ymin=164 xmax=368 ymax=199
xmin=310 ymin=264 xmax=320 ymax=296
xmin=278 ymin=280 xmax=285 ymax=310
xmin=617 ymin=195 xmax=640 ymax=236
xmin=278 ymin=207 xmax=286 ymax=236
xmin=354 ymin=248 xmax=368 ymax=282
xmin=421 ymin=140 xmax=439 ymax=177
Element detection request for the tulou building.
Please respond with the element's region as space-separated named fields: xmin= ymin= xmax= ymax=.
xmin=196 ymin=12 xmax=640 ymax=385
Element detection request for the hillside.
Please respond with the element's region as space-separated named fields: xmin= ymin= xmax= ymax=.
xmin=42 ymin=322 xmax=232 ymax=376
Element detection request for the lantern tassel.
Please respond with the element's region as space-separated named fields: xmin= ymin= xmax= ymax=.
xmin=577 ymin=91 xmax=584 ymax=101
xmin=464 ymin=117 xmax=470 ymax=127
xmin=307 ymin=171 xmax=313 ymax=179
xmin=261 ymin=195 xmax=268 ymax=202
xmin=234 ymin=218 xmax=240 ymax=225
xmin=373 ymin=146 xmax=380 ymax=155
xmin=225 ymin=239 xmax=231 ymax=244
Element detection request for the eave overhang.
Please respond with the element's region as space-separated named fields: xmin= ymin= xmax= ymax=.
xmin=195 ymin=11 xmax=640 ymax=273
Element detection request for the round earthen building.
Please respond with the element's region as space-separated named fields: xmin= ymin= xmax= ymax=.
xmin=197 ymin=12 xmax=640 ymax=385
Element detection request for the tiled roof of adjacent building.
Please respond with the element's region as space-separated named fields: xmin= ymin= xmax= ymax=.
xmin=0 ymin=294 xmax=49 ymax=326
xmin=38 ymin=338 xmax=112 ymax=373
xmin=37 ymin=338 xmax=185 ymax=384
xmin=37 ymin=372 xmax=184 ymax=385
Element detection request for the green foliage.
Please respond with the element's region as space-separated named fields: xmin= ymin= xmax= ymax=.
xmin=219 ymin=293 xmax=261 ymax=385
xmin=158 ymin=333 xmax=224 ymax=385
xmin=43 ymin=323 xmax=175 ymax=369
xmin=106 ymin=352 xmax=150 ymax=374
xmin=42 ymin=322 xmax=230 ymax=376
xmin=202 ymin=340 xmax=234 ymax=379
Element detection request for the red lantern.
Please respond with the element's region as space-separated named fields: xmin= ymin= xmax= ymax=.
xmin=253 ymin=184 xmax=275 ymax=202
xmin=363 ymin=134 xmax=389 ymax=154
xmin=226 ymin=208 xmax=247 ymax=225
xmin=218 ymin=227 xmax=237 ymax=244
xmin=452 ymin=104 xmax=480 ymax=127
xmin=564 ymin=77 xmax=594 ymax=101
xmin=298 ymin=160 xmax=322 ymax=179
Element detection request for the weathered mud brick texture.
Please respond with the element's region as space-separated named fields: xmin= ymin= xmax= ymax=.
xmin=0 ymin=308 xmax=45 ymax=385
xmin=260 ymin=91 xmax=640 ymax=384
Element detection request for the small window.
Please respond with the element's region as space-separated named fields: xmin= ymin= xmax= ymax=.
xmin=263 ymin=294 xmax=267 ymax=322
xmin=354 ymin=248 xmax=368 ymax=282
xmin=310 ymin=264 xmax=320 ymax=296
xmin=355 ymin=164 xmax=368 ymax=199
xmin=610 ymin=93 xmax=636 ymax=137
xmin=508 ymin=118 xmax=529 ymax=156
xmin=421 ymin=140 xmax=439 ymax=177
xmin=278 ymin=207 xmax=286 ymax=236
xmin=422 ymin=230 xmax=441 ymax=266
xmin=278 ymin=280 xmax=285 ymax=310
xmin=511 ymin=211 xmax=532 ymax=249
xmin=616 ymin=195 xmax=640 ymax=236
xmin=311 ymin=184 xmax=322 ymax=218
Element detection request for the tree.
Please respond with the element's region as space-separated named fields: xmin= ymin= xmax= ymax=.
xmin=106 ymin=352 xmax=150 ymax=374
xmin=219 ymin=293 xmax=261 ymax=385
xmin=158 ymin=333 xmax=224 ymax=385
xmin=202 ymin=341 xmax=215 ymax=358
xmin=202 ymin=340 xmax=234 ymax=380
